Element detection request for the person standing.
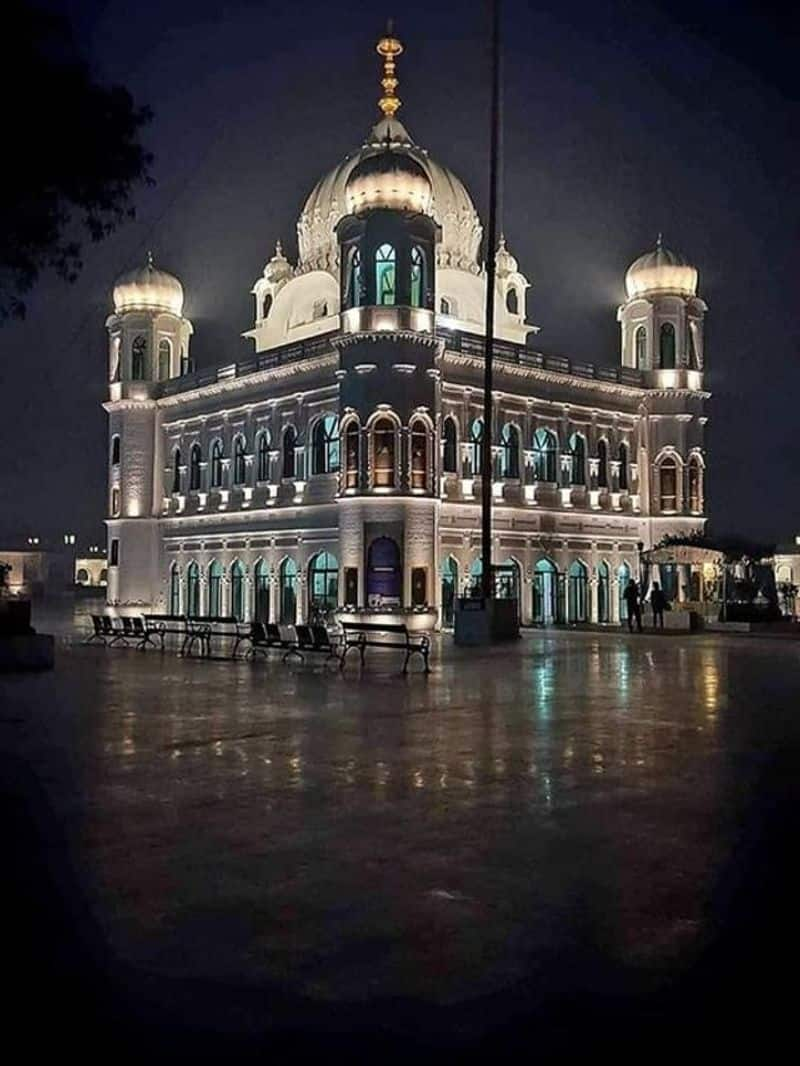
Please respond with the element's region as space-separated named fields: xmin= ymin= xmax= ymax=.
xmin=623 ymin=579 xmax=643 ymax=633
xmin=650 ymin=581 xmax=667 ymax=629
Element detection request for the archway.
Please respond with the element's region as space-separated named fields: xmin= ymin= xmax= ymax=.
xmin=367 ymin=537 xmax=402 ymax=605
xmin=495 ymin=557 xmax=521 ymax=619
xmin=441 ymin=556 xmax=459 ymax=627
xmin=618 ymin=562 xmax=631 ymax=622
xmin=597 ymin=561 xmax=610 ymax=623
xmin=279 ymin=558 xmax=297 ymax=625
xmin=567 ymin=560 xmax=589 ymax=623
xmin=533 ymin=559 xmax=558 ymax=624
xmin=254 ymin=559 xmax=269 ymax=623
xmin=308 ymin=551 xmax=339 ymax=617
xmin=230 ymin=560 xmax=245 ymax=621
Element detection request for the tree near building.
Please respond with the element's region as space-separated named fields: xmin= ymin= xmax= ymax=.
xmin=0 ymin=2 xmax=153 ymax=320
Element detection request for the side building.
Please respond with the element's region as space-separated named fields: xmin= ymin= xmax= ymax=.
xmin=103 ymin=35 xmax=709 ymax=627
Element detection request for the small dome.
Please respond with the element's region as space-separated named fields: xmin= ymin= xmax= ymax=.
xmin=345 ymin=147 xmax=433 ymax=216
xmin=495 ymin=234 xmax=518 ymax=277
xmin=113 ymin=253 xmax=184 ymax=315
xmin=263 ymin=240 xmax=293 ymax=283
xmin=625 ymin=239 xmax=698 ymax=299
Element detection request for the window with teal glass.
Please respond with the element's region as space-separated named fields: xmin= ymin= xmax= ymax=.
xmin=660 ymin=322 xmax=676 ymax=369
xmin=347 ymin=247 xmax=362 ymax=308
xmin=410 ymin=246 xmax=424 ymax=307
xmin=375 ymin=243 xmax=396 ymax=306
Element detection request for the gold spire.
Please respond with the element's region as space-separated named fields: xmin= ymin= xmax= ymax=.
xmin=376 ymin=22 xmax=403 ymax=118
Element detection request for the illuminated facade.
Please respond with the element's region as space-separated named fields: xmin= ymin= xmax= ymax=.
xmin=103 ymin=34 xmax=709 ymax=626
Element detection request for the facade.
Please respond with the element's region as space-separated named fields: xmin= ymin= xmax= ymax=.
xmin=0 ymin=550 xmax=69 ymax=598
xmin=103 ymin=33 xmax=709 ymax=627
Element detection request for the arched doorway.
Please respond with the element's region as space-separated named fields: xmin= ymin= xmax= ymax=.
xmin=618 ymin=562 xmax=631 ymax=623
xmin=279 ymin=558 xmax=297 ymax=625
xmin=169 ymin=564 xmax=181 ymax=615
xmin=254 ymin=559 xmax=269 ymax=623
xmin=441 ymin=556 xmax=458 ymax=627
xmin=308 ymin=552 xmax=339 ymax=618
xmin=567 ymin=560 xmax=589 ymax=623
xmin=533 ymin=559 xmax=558 ymax=624
xmin=186 ymin=562 xmax=200 ymax=617
xmin=230 ymin=560 xmax=245 ymax=621
xmin=469 ymin=556 xmax=483 ymax=595
xmin=367 ymin=538 xmax=401 ymax=605
xmin=495 ymin=557 xmax=521 ymax=620
xmin=597 ymin=561 xmax=610 ymax=623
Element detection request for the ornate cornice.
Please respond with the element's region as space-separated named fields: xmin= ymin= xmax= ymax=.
xmin=334 ymin=331 xmax=443 ymax=352
xmin=441 ymin=350 xmax=646 ymax=399
xmin=156 ymin=353 xmax=338 ymax=409
xmin=102 ymin=398 xmax=158 ymax=413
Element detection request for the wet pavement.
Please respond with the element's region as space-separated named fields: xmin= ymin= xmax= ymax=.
xmin=2 ymin=601 xmax=799 ymax=1060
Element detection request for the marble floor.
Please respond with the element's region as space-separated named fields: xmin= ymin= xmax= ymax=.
xmin=2 ymin=602 xmax=798 ymax=1059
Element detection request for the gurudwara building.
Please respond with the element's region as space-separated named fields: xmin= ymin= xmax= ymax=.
xmin=103 ymin=33 xmax=709 ymax=628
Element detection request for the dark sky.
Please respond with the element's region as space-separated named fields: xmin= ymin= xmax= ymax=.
xmin=2 ymin=0 xmax=797 ymax=549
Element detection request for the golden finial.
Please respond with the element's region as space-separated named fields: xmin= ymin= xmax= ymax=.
xmin=376 ymin=21 xmax=403 ymax=118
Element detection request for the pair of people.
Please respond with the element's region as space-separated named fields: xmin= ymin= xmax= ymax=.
xmin=623 ymin=580 xmax=668 ymax=632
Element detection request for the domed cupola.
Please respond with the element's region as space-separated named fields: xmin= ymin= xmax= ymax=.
xmin=263 ymin=240 xmax=293 ymax=284
xmin=345 ymin=148 xmax=433 ymax=217
xmin=113 ymin=252 xmax=184 ymax=316
xmin=625 ymin=236 xmax=698 ymax=299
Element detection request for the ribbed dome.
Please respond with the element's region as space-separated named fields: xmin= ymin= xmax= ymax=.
xmin=625 ymin=240 xmax=698 ymax=299
xmin=345 ymin=148 xmax=432 ymax=216
xmin=296 ymin=117 xmax=483 ymax=275
xmin=113 ymin=254 xmax=184 ymax=315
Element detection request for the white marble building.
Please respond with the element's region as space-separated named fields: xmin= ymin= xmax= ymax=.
xmin=103 ymin=34 xmax=709 ymax=627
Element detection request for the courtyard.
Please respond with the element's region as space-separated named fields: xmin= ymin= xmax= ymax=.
xmin=2 ymin=607 xmax=799 ymax=1059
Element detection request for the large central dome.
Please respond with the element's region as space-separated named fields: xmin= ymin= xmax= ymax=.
xmin=296 ymin=116 xmax=483 ymax=276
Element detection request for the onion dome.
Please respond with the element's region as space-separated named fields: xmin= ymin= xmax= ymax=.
xmin=113 ymin=252 xmax=184 ymax=315
xmin=263 ymin=240 xmax=293 ymax=283
xmin=345 ymin=147 xmax=433 ymax=216
xmin=495 ymin=234 xmax=518 ymax=277
xmin=625 ymin=236 xmax=698 ymax=299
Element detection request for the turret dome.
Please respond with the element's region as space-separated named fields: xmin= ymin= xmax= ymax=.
xmin=345 ymin=146 xmax=433 ymax=217
xmin=113 ymin=253 xmax=184 ymax=316
xmin=625 ymin=238 xmax=698 ymax=299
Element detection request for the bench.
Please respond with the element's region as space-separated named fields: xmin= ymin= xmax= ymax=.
xmin=140 ymin=614 xmax=189 ymax=652
xmin=339 ymin=621 xmax=430 ymax=673
xmin=86 ymin=614 xmax=108 ymax=645
xmin=295 ymin=624 xmax=341 ymax=665
xmin=183 ymin=616 xmax=242 ymax=658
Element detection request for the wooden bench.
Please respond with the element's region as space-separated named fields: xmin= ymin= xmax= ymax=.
xmin=339 ymin=621 xmax=430 ymax=673
xmin=295 ymin=624 xmax=341 ymax=665
xmin=140 ymin=613 xmax=189 ymax=652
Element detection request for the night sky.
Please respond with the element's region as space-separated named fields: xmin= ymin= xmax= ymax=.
xmin=2 ymin=1 xmax=797 ymax=549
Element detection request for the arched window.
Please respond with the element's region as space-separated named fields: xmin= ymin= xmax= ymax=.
xmin=618 ymin=441 xmax=629 ymax=492
xmin=659 ymin=456 xmax=678 ymax=510
xmin=660 ymin=322 xmax=676 ymax=369
xmin=635 ymin=326 xmax=647 ymax=369
xmin=688 ymin=455 xmax=702 ymax=512
xmin=443 ymin=417 xmax=458 ymax=473
xmin=533 ymin=559 xmax=558 ymax=624
xmin=597 ymin=439 xmax=609 ymax=488
xmin=282 ymin=426 xmax=296 ymax=479
xmin=256 ymin=430 xmax=271 ymax=482
xmin=169 ymin=563 xmax=181 ymax=616
xmin=346 ymin=247 xmax=362 ymax=309
xmin=233 ymin=435 xmax=246 ymax=486
xmin=597 ymin=561 xmax=610 ymax=623
xmin=111 ymin=487 xmax=120 ymax=517
xmin=131 ymin=336 xmax=147 ymax=380
xmin=506 ymin=287 xmax=519 ymax=315
xmin=158 ymin=338 xmax=171 ymax=381
xmin=76 ymin=568 xmax=90 ymax=585
xmin=111 ymin=436 xmax=120 ymax=466
xmin=262 ymin=292 xmax=273 ymax=319
xmin=210 ymin=440 xmax=224 ymax=488
xmin=312 ymin=415 xmax=339 ymax=474
xmin=189 ymin=443 xmax=202 ymax=491
xmin=372 ymin=417 xmax=396 ymax=488
xmin=441 ymin=556 xmax=459 ymax=627
xmin=532 ymin=428 xmax=557 ymax=482
xmin=568 ymin=432 xmax=586 ymax=486
xmin=180 ymin=346 xmax=192 ymax=376
xmin=279 ymin=558 xmax=297 ymax=625
xmin=344 ymin=420 xmax=360 ymax=490
xmin=410 ymin=246 xmax=424 ymax=307
xmin=617 ymin=561 xmax=631 ymax=621
xmin=468 ymin=418 xmax=483 ymax=475
xmin=254 ymin=559 xmax=269 ymax=623
xmin=312 ymin=299 xmax=328 ymax=319
xmin=230 ymin=560 xmax=245 ymax=621
xmin=186 ymin=562 xmax=200 ymax=618
xmin=500 ymin=423 xmax=520 ymax=478
xmin=375 ymin=243 xmax=396 ymax=306
xmin=567 ymin=560 xmax=589 ymax=623
xmin=309 ymin=551 xmax=338 ymax=614
xmin=172 ymin=448 xmax=181 ymax=494
xmin=440 ymin=296 xmax=451 ymax=315
xmin=208 ymin=560 xmax=223 ymax=616
xmin=688 ymin=324 xmax=699 ymax=369
xmin=410 ymin=419 xmax=428 ymax=491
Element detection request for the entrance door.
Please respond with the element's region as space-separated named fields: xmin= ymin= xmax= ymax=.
xmin=441 ymin=556 xmax=458 ymax=627
xmin=367 ymin=537 xmax=401 ymax=605
xmin=533 ymin=559 xmax=557 ymax=624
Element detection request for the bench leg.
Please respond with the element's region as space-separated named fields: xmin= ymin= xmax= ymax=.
xmin=339 ymin=643 xmax=357 ymax=671
xmin=282 ymin=647 xmax=303 ymax=664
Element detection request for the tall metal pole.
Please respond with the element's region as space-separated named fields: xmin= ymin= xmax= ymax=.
xmin=481 ymin=0 xmax=501 ymax=600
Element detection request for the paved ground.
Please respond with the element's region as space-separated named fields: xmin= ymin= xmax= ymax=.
xmin=2 ymin=602 xmax=799 ymax=1060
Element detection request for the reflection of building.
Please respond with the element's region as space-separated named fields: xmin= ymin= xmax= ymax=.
xmin=0 ymin=549 xmax=69 ymax=598
xmin=103 ymin=33 xmax=709 ymax=627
